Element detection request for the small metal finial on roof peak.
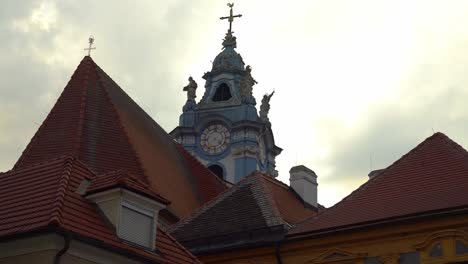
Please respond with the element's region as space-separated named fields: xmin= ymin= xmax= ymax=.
xmin=220 ymin=3 xmax=242 ymax=49
xmin=84 ymin=36 xmax=96 ymax=56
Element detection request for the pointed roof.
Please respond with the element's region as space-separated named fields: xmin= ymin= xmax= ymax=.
xmin=0 ymin=156 xmax=200 ymax=263
xmin=170 ymin=171 xmax=319 ymax=253
xmin=290 ymin=132 xmax=468 ymax=235
xmin=14 ymin=56 xmax=227 ymax=218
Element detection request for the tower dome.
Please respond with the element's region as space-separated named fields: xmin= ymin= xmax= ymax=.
xmin=212 ymin=46 xmax=245 ymax=73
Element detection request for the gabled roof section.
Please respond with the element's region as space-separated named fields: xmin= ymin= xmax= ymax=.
xmin=14 ymin=56 xmax=227 ymax=218
xmin=170 ymin=171 xmax=318 ymax=253
xmin=87 ymin=169 xmax=169 ymax=204
xmin=290 ymin=132 xmax=468 ymax=235
xmin=0 ymin=156 xmax=200 ymax=263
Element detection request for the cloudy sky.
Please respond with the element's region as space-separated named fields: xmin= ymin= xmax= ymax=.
xmin=2 ymin=0 xmax=468 ymax=206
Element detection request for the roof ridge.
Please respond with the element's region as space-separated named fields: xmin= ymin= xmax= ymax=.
xmin=92 ymin=61 xmax=150 ymax=184
xmin=258 ymin=171 xmax=291 ymax=190
xmin=72 ymin=57 xmax=93 ymax=158
xmin=13 ymin=57 xmax=92 ymax=170
xmin=254 ymin=174 xmax=288 ymax=227
xmin=437 ymin=132 xmax=468 ymax=157
xmin=71 ymin=156 xmax=98 ymax=179
xmin=48 ymin=156 xmax=75 ymax=226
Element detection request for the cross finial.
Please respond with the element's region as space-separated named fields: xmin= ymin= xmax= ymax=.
xmin=84 ymin=36 xmax=96 ymax=56
xmin=220 ymin=3 xmax=242 ymax=34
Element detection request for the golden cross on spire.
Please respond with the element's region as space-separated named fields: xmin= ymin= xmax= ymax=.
xmin=84 ymin=36 xmax=96 ymax=56
xmin=220 ymin=3 xmax=242 ymax=34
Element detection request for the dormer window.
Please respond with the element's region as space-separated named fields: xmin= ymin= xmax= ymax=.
xmin=86 ymin=188 xmax=166 ymax=249
xmin=83 ymin=171 xmax=168 ymax=250
xmin=120 ymin=201 xmax=155 ymax=248
xmin=212 ymin=83 xmax=232 ymax=102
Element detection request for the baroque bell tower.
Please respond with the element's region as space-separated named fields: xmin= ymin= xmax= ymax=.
xmin=170 ymin=3 xmax=282 ymax=183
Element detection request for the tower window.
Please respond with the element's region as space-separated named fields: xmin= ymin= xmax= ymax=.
xmin=212 ymin=83 xmax=232 ymax=102
xmin=208 ymin=164 xmax=224 ymax=179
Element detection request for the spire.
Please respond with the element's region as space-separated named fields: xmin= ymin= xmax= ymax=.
xmin=220 ymin=3 xmax=242 ymax=49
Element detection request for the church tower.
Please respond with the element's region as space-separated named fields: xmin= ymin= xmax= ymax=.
xmin=171 ymin=4 xmax=282 ymax=183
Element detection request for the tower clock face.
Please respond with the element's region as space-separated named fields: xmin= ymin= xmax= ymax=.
xmin=200 ymin=124 xmax=231 ymax=154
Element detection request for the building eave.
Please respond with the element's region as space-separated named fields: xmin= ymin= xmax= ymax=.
xmin=287 ymin=205 xmax=468 ymax=242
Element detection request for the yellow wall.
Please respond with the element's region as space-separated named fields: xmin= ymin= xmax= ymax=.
xmin=200 ymin=213 xmax=468 ymax=264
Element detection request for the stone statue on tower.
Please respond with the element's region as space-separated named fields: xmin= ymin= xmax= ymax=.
xmin=183 ymin=76 xmax=197 ymax=101
xmin=182 ymin=76 xmax=198 ymax=112
xmin=260 ymin=91 xmax=275 ymax=122
xmin=240 ymin=65 xmax=257 ymax=103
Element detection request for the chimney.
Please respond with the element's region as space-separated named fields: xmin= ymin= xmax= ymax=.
xmin=289 ymin=165 xmax=318 ymax=208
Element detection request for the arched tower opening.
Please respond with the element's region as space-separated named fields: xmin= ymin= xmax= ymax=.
xmin=208 ymin=164 xmax=224 ymax=179
xmin=212 ymin=83 xmax=232 ymax=102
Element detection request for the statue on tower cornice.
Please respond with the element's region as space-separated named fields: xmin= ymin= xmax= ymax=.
xmin=182 ymin=76 xmax=198 ymax=112
xmin=260 ymin=91 xmax=275 ymax=122
xmin=240 ymin=65 xmax=257 ymax=102
xmin=183 ymin=76 xmax=197 ymax=101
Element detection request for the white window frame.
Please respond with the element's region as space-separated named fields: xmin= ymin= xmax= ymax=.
xmin=87 ymin=188 xmax=166 ymax=250
xmin=119 ymin=200 xmax=156 ymax=249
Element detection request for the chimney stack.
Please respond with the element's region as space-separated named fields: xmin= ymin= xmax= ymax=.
xmin=289 ymin=165 xmax=318 ymax=208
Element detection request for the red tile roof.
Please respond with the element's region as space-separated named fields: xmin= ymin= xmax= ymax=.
xmin=262 ymin=173 xmax=323 ymax=224
xmin=290 ymin=132 xmax=468 ymax=235
xmin=14 ymin=56 xmax=227 ymax=218
xmin=175 ymin=144 xmax=230 ymax=203
xmin=87 ymin=169 xmax=169 ymax=204
xmin=171 ymin=171 xmax=318 ymax=253
xmin=0 ymin=155 xmax=200 ymax=263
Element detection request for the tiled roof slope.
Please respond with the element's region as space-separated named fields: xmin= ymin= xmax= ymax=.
xmin=170 ymin=172 xmax=318 ymax=253
xmin=290 ymin=132 xmax=468 ymax=235
xmin=14 ymin=56 xmax=227 ymax=218
xmin=86 ymin=169 xmax=169 ymax=204
xmin=0 ymin=156 xmax=200 ymax=263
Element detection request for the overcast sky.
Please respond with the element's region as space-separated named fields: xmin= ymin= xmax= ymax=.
xmin=2 ymin=1 xmax=468 ymax=206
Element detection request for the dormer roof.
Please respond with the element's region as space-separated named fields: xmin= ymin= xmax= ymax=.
xmin=86 ymin=169 xmax=169 ymax=204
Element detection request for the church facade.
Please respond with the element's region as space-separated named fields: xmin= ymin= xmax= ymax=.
xmin=170 ymin=4 xmax=281 ymax=183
